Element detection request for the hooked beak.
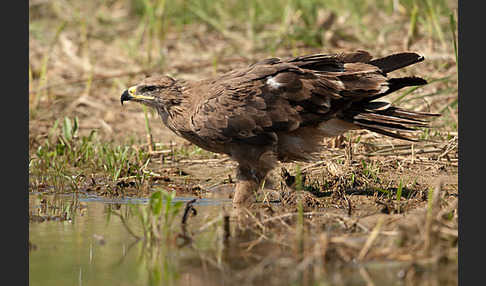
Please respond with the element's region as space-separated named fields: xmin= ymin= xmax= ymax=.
xmin=120 ymin=86 xmax=155 ymax=105
xmin=120 ymin=89 xmax=131 ymax=105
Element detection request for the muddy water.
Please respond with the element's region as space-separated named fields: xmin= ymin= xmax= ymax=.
xmin=29 ymin=193 xmax=231 ymax=286
xmin=29 ymin=194 xmax=456 ymax=286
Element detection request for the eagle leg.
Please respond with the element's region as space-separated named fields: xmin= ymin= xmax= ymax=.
xmin=233 ymin=175 xmax=259 ymax=205
xmin=231 ymin=148 xmax=277 ymax=206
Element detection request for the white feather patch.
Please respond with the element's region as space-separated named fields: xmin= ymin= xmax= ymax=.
xmin=266 ymin=77 xmax=282 ymax=90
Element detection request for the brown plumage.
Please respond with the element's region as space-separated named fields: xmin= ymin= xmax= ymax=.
xmin=120 ymin=50 xmax=439 ymax=205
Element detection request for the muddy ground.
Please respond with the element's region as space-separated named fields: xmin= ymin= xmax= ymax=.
xmin=29 ymin=1 xmax=458 ymax=285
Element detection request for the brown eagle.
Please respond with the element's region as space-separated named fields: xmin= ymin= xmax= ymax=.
xmin=121 ymin=50 xmax=439 ymax=205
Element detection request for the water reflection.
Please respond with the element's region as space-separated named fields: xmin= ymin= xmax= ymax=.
xmin=29 ymin=194 xmax=232 ymax=286
xmin=29 ymin=194 xmax=457 ymax=286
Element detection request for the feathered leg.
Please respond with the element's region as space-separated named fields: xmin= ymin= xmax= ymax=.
xmin=232 ymin=148 xmax=277 ymax=206
xmin=233 ymin=166 xmax=260 ymax=205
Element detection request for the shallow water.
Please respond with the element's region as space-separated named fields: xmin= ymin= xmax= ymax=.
xmin=29 ymin=193 xmax=231 ymax=286
xmin=29 ymin=193 xmax=457 ymax=286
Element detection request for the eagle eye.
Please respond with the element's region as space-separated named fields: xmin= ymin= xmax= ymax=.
xmin=140 ymin=85 xmax=158 ymax=93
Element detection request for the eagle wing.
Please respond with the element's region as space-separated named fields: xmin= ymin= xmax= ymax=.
xmin=189 ymin=51 xmax=387 ymax=145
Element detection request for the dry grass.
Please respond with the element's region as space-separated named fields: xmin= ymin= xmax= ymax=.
xmin=29 ymin=0 xmax=458 ymax=285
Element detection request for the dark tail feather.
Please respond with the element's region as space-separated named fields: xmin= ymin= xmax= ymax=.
xmin=365 ymin=76 xmax=427 ymax=102
xmin=388 ymin=77 xmax=427 ymax=89
xmin=344 ymin=52 xmax=437 ymax=141
xmin=353 ymin=122 xmax=421 ymax=141
xmin=368 ymin=52 xmax=424 ymax=73
xmin=348 ymin=104 xmax=440 ymax=141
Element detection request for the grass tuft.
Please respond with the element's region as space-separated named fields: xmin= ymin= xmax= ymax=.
xmin=30 ymin=117 xmax=151 ymax=192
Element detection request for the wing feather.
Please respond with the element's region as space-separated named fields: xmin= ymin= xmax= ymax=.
xmin=188 ymin=51 xmax=421 ymax=149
